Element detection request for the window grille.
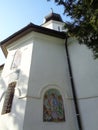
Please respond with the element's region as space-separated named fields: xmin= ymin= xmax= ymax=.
xmin=1 ymin=82 xmax=16 ymax=114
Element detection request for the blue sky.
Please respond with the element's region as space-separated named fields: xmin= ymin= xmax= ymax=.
xmin=0 ymin=0 xmax=70 ymax=65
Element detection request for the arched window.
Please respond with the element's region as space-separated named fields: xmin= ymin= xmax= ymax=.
xmin=1 ymin=82 xmax=16 ymax=114
xmin=11 ymin=49 xmax=22 ymax=69
xmin=43 ymin=89 xmax=65 ymax=122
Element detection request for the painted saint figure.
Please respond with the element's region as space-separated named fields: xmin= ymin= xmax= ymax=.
xmin=43 ymin=89 xmax=65 ymax=122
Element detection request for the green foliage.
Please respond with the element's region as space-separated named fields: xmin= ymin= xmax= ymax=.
xmin=48 ymin=0 xmax=98 ymax=58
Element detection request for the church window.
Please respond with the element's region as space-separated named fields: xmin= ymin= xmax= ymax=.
xmin=43 ymin=89 xmax=65 ymax=122
xmin=1 ymin=82 xmax=16 ymax=114
xmin=11 ymin=49 xmax=22 ymax=69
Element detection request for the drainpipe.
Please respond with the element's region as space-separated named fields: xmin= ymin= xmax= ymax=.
xmin=65 ymin=37 xmax=82 ymax=130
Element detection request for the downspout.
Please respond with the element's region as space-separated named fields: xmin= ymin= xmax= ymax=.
xmin=65 ymin=37 xmax=82 ymax=130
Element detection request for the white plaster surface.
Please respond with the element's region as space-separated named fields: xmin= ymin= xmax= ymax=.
xmin=68 ymin=37 xmax=98 ymax=130
xmin=0 ymin=36 xmax=33 ymax=130
xmin=23 ymin=33 xmax=78 ymax=130
xmin=0 ymin=33 xmax=79 ymax=130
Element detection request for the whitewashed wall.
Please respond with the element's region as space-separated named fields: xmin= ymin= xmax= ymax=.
xmin=0 ymin=33 xmax=33 ymax=130
xmin=23 ymin=33 xmax=78 ymax=130
xmin=68 ymin=38 xmax=98 ymax=130
xmin=0 ymin=32 xmax=79 ymax=130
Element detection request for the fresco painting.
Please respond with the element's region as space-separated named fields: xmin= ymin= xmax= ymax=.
xmin=43 ymin=89 xmax=65 ymax=122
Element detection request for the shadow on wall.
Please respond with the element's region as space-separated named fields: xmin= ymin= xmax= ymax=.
xmin=0 ymin=78 xmax=6 ymax=102
xmin=0 ymin=72 xmax=29 ymax=130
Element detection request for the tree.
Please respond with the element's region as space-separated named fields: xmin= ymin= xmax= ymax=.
xmin=48 ymin=0 xmax=98 ymax=58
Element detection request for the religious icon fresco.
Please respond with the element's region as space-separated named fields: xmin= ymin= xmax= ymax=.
xmin=43 ymin=89 xmax=65 ymax=122
xmin=11 ymin=49 xmax=22 ymax=69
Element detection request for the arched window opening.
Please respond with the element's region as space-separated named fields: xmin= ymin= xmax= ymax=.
xmin=11 ymin=49 xmax=22 ymax=69
xmin=43 ymin=89 xmax=65 ymax=122
xmin=1 ymin=82 xmax=16 ymax=114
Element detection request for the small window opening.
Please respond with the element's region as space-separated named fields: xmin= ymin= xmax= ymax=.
xmin=1 ymin=82 xmax=16 ymax=114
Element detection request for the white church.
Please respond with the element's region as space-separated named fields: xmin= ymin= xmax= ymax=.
xmin=0 ymin=12 xmax=98 ymax=130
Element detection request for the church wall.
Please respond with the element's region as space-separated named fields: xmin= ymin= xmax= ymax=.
xmin=0 ymin=33 xmax=33 ymax=130
xmin=0 ymin=32 xmax=80 ymax=130
xmin=68 ymin=38 xmax=98 ymax=130
xmin=23 ymin=97 xmax=78 ymax=130
xmin=23 ymin=33 xmax=78 ymax=130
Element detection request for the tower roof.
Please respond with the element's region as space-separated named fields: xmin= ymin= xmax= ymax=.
xmin=44 ymin=12 xmax=63 ymax=23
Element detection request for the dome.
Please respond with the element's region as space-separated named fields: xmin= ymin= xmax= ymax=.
xmin=44 ymin=12 xmax=63 ymax=23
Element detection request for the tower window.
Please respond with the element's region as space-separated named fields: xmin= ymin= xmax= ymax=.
xmin=43 ymin=89 xmax=65 ymax=122
xmin=1 ymin=82 xmax=16 ymax=114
